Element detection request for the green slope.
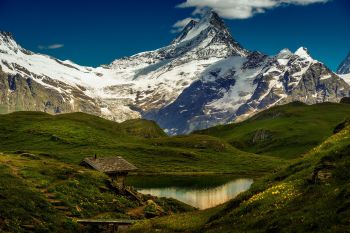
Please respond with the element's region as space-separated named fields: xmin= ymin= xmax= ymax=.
xmin=0 ymin=111 xmax=282 ymax=175
xmin=0 ymin=153 xmax=194 ymax=232
xmin=127 ymin=120 xmax=350 ymax=233
xmin=195 ymin=102 xmax=350 ymax=159
xmin=0 ymin=111 xmax=284 ymax=232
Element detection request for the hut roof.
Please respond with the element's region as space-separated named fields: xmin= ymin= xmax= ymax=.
xmin=82 ymin=156 xmax=137 ymax=174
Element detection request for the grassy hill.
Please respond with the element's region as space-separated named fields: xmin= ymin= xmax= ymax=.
xmin=0 ymin=111 xmax=283 ymax=175
xmin=0 ymin=152 xmax=195 ymax=232
xmin=127 ymin=119 xmax=350 ymax=233
xmin=3 ymin=103 xmax=349 ymax=232
xmin=0 ymin=111 xmax=284 ymax=232
xmin=195 ymin=102 xmax=350 ymax=159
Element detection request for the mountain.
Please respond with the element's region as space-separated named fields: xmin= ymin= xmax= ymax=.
xmin=149 ymin=47 xmax=350 ymax=134
xmin=1 ymin=11 xmax=349 ymax=135
xmin=0 ymin=11 xmax=245 ymax=123
xmin=337 ymin=52 xmax=350 ymax=74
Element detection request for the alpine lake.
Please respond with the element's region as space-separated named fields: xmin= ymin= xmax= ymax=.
xmin=126 ymin=175 xmax=253 ymax=209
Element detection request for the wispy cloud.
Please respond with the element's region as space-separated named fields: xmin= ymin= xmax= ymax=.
xmin=38 ymin=44 xmax=64 ymax=50
xmin=171 ymin=17 xmax=199 ymax=33
xmin=177 ymin=0 xmax=330 ymax=19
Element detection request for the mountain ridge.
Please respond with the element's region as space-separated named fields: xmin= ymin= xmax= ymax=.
xmin=1 ymin=11 xmax=349 ymax=134
xmin=337 ymin=51 xmax=350 ymax=74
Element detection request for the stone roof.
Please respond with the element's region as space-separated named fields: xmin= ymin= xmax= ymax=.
xmin=82 ymin=156 xmax=137 ymax=174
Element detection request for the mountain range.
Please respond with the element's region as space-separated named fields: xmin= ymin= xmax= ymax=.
xmin=1 ymin=11 xmax=349 ymax=134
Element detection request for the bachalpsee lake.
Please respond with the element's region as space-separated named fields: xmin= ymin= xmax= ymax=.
xmin=126 ymin=176 xmax=253 ymax=209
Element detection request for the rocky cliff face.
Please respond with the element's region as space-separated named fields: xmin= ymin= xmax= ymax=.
xmin=0 ymin=66 xmax=101 ymax=115
xmin=337 ymin=52 xmax=350 ymax=75
xmin=337 ymin=52 xmax=350 ymax=85
xmin=0 ymin=11 xmax=349 ymax=134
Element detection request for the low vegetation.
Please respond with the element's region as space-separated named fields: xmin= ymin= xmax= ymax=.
xmin=0 ymin=111 xmax=284 ymax=175
xmin=195 ymin=102 xmax=350 ymax=159
xmin=2 ymin=102 xmax=350 ymax=232
xmin=0 ymin=153 xmax=194 ymax=232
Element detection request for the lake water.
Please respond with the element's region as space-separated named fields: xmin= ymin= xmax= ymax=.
xmin=126 ymin=176 xmax=253 ymax=209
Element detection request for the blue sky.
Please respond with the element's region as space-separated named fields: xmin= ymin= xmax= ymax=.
xmin=0 ymin=0 xmax=349 ymax=71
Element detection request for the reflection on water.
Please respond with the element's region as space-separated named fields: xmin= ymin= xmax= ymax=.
xmin=137 ymin=178 xmax=253 ymax=209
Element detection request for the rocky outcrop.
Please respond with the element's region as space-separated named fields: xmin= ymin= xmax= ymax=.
xmin=308 ymin=161 xmax=335 ymax=184
xmin=0 ymin=65 xmax=101 ymax=115
xmin=251 ymin=129 xmax=273 ymax=144
xmin=340 ymin=97 xmax=350 ymax=104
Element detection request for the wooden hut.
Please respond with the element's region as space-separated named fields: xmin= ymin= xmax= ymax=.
xmin=81 ymin=156 xmax=137 ymax=190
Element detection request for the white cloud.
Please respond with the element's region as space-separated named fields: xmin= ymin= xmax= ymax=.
xmin=38 ymin=44 xmax=64 ymax=50
xmin=177 ymin=0 xmax=329 ymax=19
xmin=171 ymin=17 xmax=199 ymax=33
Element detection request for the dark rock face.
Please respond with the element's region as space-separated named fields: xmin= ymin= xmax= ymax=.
xmin=286 ymin=63 xmax=350 ymax=103
xmin=308 ymin=161 xmax=335 ymax=184
xmin=145 ymin=75 xmax=236 ymax=135
xmin=8 ymin=75 xmax=17 ymax=91
xmin=340 ymin=97 xmax=350 ymax=104
xmin=242 ymin=52 xmax=267 ymax=69
xmin=171 ymin=20 xmax=198 ymax=44
xmin=334 ymin=119 xmax=350 ymax=134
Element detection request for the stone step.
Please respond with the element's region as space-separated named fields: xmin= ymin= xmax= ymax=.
xmin=54 ymin=206 xmax=70 ymax=211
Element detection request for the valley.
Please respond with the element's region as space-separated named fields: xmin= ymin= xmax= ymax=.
xmin=127 ymin=103 xmax=350 ymax=232
xmin=1 ymin=3 xmax=350 ymax=232
xmin=0 ymin=101 xmax=350 ymax=232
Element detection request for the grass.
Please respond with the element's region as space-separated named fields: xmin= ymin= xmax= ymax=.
xmin=195 ymin=102 xmax=350 ymax=159
xmin=200 ymin=123 xmax=350 ymax=232
xmin=126 ymin=206 xmax=221 ymax=233
xmin=0 ymin=111 xmax=284 ymax=175
xmin=0 ymin=110 xmax=283 ymax=232
xmin=0 ymin=160 xmax=77 ymax=232
xmin=3 ymin=102 xmax=350 ymax=232
xmin=0 ymin=153 xmax=194 ymax=232
xmin=128 ymin=120 xmax=350 ymax=232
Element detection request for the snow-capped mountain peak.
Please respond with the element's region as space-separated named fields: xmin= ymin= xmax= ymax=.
xmin=0 ymin=31 xmax=28 ymax=55
xmin=294 ymin=47 xmax=314 ymax=61
xmin=170 ymin=11 xmax=247 ymax=57
xmin=172 ymin=20 xmax=198 ymax=44
xmin=277 ymin=48 xmax=292 ymax=57
xmin=172 ymin=11 xmax=223 ymax=44
xmin=0 ymin=31 xmax=15 ymax=44
xmin=1 ymin=12 xmax=349 ymax=135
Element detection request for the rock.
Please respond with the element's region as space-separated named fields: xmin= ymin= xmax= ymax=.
xmin=251 ymin=129 xmax=273 ymax=144
xmin=144 ymin=200 xmax=164 ymax=218
xmin=333 ymin=119 xmax=350 ymax=134
xmin=308 ymin=162 xmax=335 ymax=184
xmin=20 ymin=153 xmax=40 ymax=160
xmin=340 ymin=97 xmax=350 ymax=104
xmin=337 ymin=52 xmax=350 ymax=74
